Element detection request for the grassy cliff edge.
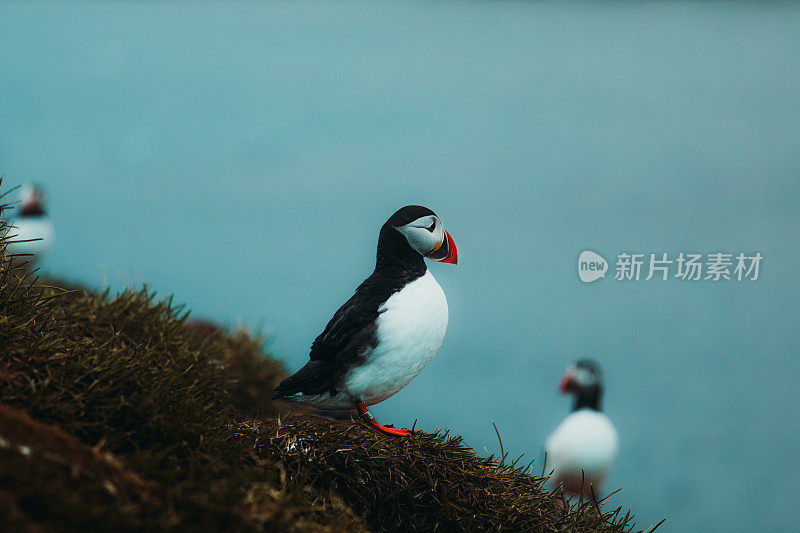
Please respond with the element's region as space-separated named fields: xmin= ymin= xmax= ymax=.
xmin=0 ymin=199 xmax=654 ymax=531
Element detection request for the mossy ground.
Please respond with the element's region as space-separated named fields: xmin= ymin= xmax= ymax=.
xmin=0 ymin=190 xmax=658 ymax=532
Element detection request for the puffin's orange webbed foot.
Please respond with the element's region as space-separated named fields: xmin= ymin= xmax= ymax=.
xmin=370 ymin=420 xmax=411 ymax=437
xmin=354 ymin=401 xmax=413 ymax=437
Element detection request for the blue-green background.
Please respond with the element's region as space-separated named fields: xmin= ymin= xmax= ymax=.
xmin=3 ymin=2 xmax=799 ymax=531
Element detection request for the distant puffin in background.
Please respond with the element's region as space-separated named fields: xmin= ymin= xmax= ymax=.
xmin=6 ymin=184 xmax=54 ymax=265
xmin=545 ymin=360 xmax=619 ymax=496
xmin=272 ymin=205 xmax=458 ymax=436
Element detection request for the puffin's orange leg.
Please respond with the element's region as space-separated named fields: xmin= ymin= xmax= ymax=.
xmin=354 ymin=401 xmax=411 ymax=437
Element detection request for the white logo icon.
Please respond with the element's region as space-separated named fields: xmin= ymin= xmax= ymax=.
xmin=578 ymin=251 xmax=608 ymax=283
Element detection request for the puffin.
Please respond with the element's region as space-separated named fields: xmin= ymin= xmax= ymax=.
xmin=272 ymin=205 xmax=457 ymax=436
xmin=6 ymin=184 xmax=54 ymax=265
xmin=545 ymin=360 xmax=619 ymax=496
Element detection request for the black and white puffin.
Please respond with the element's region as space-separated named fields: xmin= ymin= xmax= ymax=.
xmin=272 ymin=205 xmax=458 ymax=436
xmin=6 ymin=184 xmax=54 ymax=264
xmin=545 ymin=360 xmax=619 ymax=495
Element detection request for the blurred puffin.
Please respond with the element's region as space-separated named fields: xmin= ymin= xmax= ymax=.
xmin=272 ymin=205 xmax=457 ymax=436
xmin=6 ymin=184 xmax=54 ymax=265
xmin=545 ymin=360 xmax=618 ymax=496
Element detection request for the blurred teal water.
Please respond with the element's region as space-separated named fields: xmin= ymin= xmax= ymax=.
xmin=2 ymin=2 xmax=799 ymax=530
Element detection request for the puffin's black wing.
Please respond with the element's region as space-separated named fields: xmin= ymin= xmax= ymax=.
xmin=272 ymin=278 xmax=385 ymax=398
xmin=309 ymin=288 xmax=382 ymax=362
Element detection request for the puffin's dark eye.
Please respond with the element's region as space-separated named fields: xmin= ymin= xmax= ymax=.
xmin=426 ymin=220 xmax=436 ymax=232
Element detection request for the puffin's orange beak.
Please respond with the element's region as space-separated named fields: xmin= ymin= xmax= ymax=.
xmin=426 ymin=228 xmax=458 ymax=264
xmin=559 ymin=374 xmax=575 ymax=393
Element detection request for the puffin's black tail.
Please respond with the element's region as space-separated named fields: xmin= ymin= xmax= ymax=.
xmin=271 ymin=359 xmax=332 ymax=400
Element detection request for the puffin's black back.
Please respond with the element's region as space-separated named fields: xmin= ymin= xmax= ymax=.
xmin=572 ymin=359 xmax=604 ymax=412
xmin=272 ymin=206 xmax=433 ymax=398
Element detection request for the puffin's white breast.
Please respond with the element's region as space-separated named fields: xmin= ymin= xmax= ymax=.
xmin=545 ymin=409 xmax=618 ymax=486
xmin=6 ymin=218 xmax=54 ymax=257
xmin=344 ymin=269 xmax=448 ymax=405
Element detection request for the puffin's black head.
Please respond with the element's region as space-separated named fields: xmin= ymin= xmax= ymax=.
xmin=376 ymin=205 xmax=457 ymax=269
xmin=19 ymin=184 xmax=46 ymax=218
xmin=559 ymin=359 xmax=604 ymax=411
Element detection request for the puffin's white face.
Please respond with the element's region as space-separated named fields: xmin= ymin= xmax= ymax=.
xmin=20 ymin=185 xmax=34 ymax=202
xmin=560 ymin=363 xmax=600 ymax=393
xmin=20 ymin=185 xmax=42 ymax=204
xmin=395 ymin=215 xmax=445 ymax=256
xmin=566 ymin=364 xmax=598 ymax=387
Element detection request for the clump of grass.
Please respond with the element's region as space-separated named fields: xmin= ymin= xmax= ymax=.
xmin=245 ymin=415 xmax=646 ymax=533
xmin=0 ymin=404 xmax=159 ymax=531
xmin=0 ymin=182 xmax=656 ymax=532
xmin=0 ymin=185 xmax=365 ymax=530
